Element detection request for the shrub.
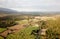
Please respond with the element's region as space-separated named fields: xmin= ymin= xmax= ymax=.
xmin=0 ymin=16 xmax=17 ymax=28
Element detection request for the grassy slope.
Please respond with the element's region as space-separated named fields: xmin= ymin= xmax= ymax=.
xmin=0 ymin=28 xmax=6 ymax=32
xmin=7 ymin=26 xmax=38 ymax=39
xmin=0 ymin=28 xmax=7 ymax=39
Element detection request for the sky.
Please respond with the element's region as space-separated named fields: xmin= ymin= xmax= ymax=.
xmin=0 ymin=0 xmax=60 ymax=12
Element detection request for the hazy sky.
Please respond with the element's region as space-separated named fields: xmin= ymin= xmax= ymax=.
xmin=0 ymin=0 xmax=60 ymax=12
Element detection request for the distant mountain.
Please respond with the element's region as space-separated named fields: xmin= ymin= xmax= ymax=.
xmin=0 ymin=8 xmax=19 ymax=14
xmin=0 ymin=8 xmax=60 ymax=16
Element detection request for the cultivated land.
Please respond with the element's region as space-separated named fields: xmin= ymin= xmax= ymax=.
xmin=0 ymin=14 xmax=60 ymax=39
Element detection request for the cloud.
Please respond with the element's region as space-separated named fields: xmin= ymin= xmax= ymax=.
xmin=0 ymin=0 xmax=60 ymax=12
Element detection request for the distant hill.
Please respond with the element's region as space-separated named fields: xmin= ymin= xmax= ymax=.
xmin=0 ymin=8 xmax=60 ymax=16
xmin=0 ymin=8 xmax=19 ymax=14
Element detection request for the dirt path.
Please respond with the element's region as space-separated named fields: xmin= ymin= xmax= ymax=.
xmin=0 ymin=24 xmax=28 ymax=37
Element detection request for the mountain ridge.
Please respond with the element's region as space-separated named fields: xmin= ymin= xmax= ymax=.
xmin=0 ymin=8 xmax=60 ymax=16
